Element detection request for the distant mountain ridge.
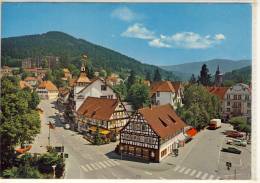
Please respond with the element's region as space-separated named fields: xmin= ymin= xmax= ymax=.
xmin=223 ymin=65 xmax=251 ymax=84
xmin=160 ymin=59 xmax=251 ymax=80
xmin=1 ymin=31 xmax=178 ymax=80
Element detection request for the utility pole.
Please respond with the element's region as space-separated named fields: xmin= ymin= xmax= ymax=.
xmin=48 ymin=124 xmax=51 ymax=146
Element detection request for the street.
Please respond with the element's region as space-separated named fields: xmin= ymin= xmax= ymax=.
xmin=31 ymin=99 xmax=251 ymax=179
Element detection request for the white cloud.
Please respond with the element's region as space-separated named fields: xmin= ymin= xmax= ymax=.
xmin=214 ymin=33 xmax=226 ymax=40
xmin=111 ymin=7 xmax=137 ymax=22
xmin=121 ymin=23 xmax=225 ymax=49
xmin=121 ymin=23 xmax=155 ymax=40
xmin=148 ymin=38 xmax=171 ymax=48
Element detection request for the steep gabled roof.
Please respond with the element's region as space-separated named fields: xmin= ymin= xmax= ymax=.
xmin=138 ymin=104 xmax=187 ymax=138
xmin=207 ymin=86 xmax=229 ymax=100
xmin=150 ymin=81 xmax=175 ymax=97
xmin=171 ymin=81 xmax=182 ymax=92
xmin=76 ymin=72 xmax=91 ymax=83
xmin=38 ymin=81 xmax=58 ymax=91
xmin=77 ymin=97 xmax=119 ymax=121
xmin=19 ymin=81 xmax=33 ymax=90
xmin=77 ymin=77 xmax=114 ymax=94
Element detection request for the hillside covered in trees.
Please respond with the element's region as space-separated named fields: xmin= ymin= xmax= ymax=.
xmin=1 ymin=31 xmax=178 ymax=80
xmin=223 ymin=66 xmax=251 ymax=85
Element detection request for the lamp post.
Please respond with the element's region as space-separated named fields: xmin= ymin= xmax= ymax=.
xmin=120 ymin=146 xmax=123 ymax=160
xmin=151 ymin=151 xmax=155 ymax=161
xmin=52 ymin=165 xmax=56 ymax=179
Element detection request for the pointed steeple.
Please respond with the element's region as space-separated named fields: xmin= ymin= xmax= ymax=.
xmin=76 ymin=54 xmax=90 ymax=84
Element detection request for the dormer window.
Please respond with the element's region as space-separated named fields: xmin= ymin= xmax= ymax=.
xmin=101 ymin=85 xmax=107 ymax=91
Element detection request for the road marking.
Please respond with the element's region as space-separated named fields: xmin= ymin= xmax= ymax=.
xmin=111 ymin=160 xmax=120 ymax=165
xmin=208 ymin=174 xmax=215 ymax=179
xmin=86 ymin=164 xmax=93 ymax=171
xmin=144 ymin=171 xmax=152 ymax=175
xmin=173 ymin=165 xmax=181 ymax=171
xmin=178 ymin=167 xmax=186 ymax=173
xmin=201 ymin=173 xmax=208 ymax=179
xmin=99 ymin=162 xmax=107 ymax=168
xmin=184 ymin=168 xmax=191 ymax=175
xmin=195 ymin=171 xmax=202 ymax=178
xmin=106 ymin=160 xmax=116 ymax=167
xmin=107 ymin=159 xmax=118 ymax=166
xmin=80 ymin=165 xmax=89 ymax=172
xmin=190 ymin=169 xmax=197 ymax=176
xmin=103 ymin=160 xmax=112 ymax=167
xmin=90 ymin=163 xmax=98 ymax=170
xmin=94 ymin=162 xmax=102 ymax=169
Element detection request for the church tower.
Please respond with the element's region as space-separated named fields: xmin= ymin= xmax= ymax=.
xmin=214 ymin=65 xmax=223 ymax=86
xmin=74 ymin=54 xmax=91 ymax=94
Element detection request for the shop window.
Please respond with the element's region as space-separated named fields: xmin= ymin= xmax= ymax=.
xmin=161 ymin=149 xmax=167 ymax=157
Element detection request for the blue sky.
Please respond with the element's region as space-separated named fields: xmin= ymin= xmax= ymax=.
xmin=2 ymin=3 xmax=252 ymax=66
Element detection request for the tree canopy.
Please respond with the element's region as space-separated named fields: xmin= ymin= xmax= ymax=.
xmin=198 ymin=64 xmax=212 ymax=86
xmin=177 ymin=84 xmax=221 ymax=130
xmin=0 ymin=76 xmax=41 ymax=170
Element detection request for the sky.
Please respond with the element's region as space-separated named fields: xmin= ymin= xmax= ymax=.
xmin=2 ymin=3 xmax=252 ymax=66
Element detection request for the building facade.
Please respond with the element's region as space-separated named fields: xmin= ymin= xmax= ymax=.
xmin=223 ymin=83 xmax=251 ymax=118
xmin=36 ymin=81 xmax=59 ymax=100
xmin=119 ymin=104 xmax=187 ymax=162
xmin=76 ymin=97 xmax=129 ymax=142
xmin=150 ymin=81 xmax=183 ymax=109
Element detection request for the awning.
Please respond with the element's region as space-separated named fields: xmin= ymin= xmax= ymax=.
xmin=88 ymin=126 xmax=110 ymax=135
xmin=186 ymin=128 xmax=197 ymax=137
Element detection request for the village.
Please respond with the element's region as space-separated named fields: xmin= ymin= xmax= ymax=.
xmin=0 ymin=54 xmax=251 ymax=179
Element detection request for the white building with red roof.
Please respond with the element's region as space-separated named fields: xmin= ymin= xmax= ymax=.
xmin=150 ymin=81 xmax=183 ymax=109
xmin=36 ymin=80 xmax=59 ymax=100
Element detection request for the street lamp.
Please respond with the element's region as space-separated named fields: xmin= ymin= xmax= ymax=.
xmin=120 ymin=146 xmax=123 ymax=160
xmin=52 ymin=165 xmax=56 ymax=179
xmin=151 ymin=151 xmax=155 ymax=161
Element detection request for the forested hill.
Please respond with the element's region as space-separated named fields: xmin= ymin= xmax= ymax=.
xmin=1 ymin=31 xmax=178 ymax=80
xmin=223 ymin=66 xmax=251 ymax=84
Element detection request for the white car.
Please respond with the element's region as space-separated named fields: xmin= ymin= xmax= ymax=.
xmin=64 ymin=124 xmax=70 ymax=130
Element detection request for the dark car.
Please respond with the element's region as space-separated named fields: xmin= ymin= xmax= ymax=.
xmin=227 ymin=133 xmax=243 ymax=138
xmin=221 ymin=147 xmax=241 ymax=154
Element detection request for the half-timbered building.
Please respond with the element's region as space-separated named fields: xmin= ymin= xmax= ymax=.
xmin=76 ymin=97 xmax=129 ymax=142
xmin=119 ymin=104 xmax=187 ymax=162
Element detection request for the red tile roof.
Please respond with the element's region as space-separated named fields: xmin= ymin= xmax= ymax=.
xmin=77 ymin=97 xmax=119 ymax=121
xmin=19 ymin=81 xmax=32 ymax=90
xmin=207 ymin=86 xmax=229 ymax=100
xmin=138 ymin=104 xmax=187 ymax=138
xmin=38 ymin=81 xmax=58 ymax=91
xmin=171 ymin=81 xmax=182 ymax=92
xmin=150 ymin=81 xmax=175 ymax=95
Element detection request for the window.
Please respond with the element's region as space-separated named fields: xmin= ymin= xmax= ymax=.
xmin=101 ymin=85 xmax=107 ymax=91
xmin=238 ymin=102 xmax=241 ymax=108
xmin=247 ymin=103 xmax=251 ymax=107
xmin=227 ymin=101 xmax=230 ymax=106
xmin=227 ymin=108 xmax=230 ymax=112
xmin=100 ymin=96 xmax=107 ymax=99
xmin=161 ymin=149 xmax=167 ymax=157
xmin=234 ymin=95 xmax=237 ymax=100
xmin=227 ymin=94 xmax=230 ymax=99
xmin=245 ymin=95 xmax=249 ymax=101
xmin=157 ymin=92 xmax=160 ymax=97
xmin=238 ymin=95 xmax=241 ymax=100
xmin=156 ymin=100 xmax=160 ymax=105
xmin=141 ymin=124 xmax=147 ymax=131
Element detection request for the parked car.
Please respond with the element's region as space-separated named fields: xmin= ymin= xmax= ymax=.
xmin=209 ymin=119 xmax=221 ymax=130
xmin=64 ymin=123 xmax=70 ymax=129
xmin=233 ymin=139 xmax=247 ymax=147
xmin=222 ymin=147 xmax=241 ymax=154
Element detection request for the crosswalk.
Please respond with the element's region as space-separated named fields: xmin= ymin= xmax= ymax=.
xmin=173 ymin=165 xmax=221 ymax=180
xmin=80 ymin=159 xmax=120 ymax=173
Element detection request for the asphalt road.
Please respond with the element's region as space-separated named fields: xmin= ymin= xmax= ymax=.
xmin=32 ymin=99 xmax=251 ymax=179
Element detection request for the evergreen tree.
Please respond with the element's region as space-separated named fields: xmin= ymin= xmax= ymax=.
xmin=189 ymin=74 xmax=197 ymax=84
xmin=153 ymin=68 xmax=162 ymax=82
xmin=198 ymin=64 xmax=211 ymax=86
xmin=126 ymin=70 xmax=136 ymax=89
